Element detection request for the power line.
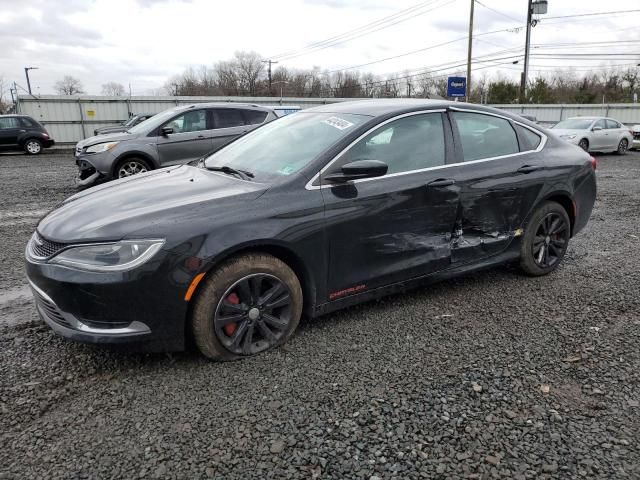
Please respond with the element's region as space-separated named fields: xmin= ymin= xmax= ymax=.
xmin=269 ymin=0 xmax=453 ymax=61
xmin=543 ymin=9 xmax=640 ymax=21
xmin=474 ymin=0 xmax=523 ymax=23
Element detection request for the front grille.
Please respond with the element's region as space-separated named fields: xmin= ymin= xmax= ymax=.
xmin=29 ymin=232 xmax=68 ymax=259
xmin=33 ymin=289 xmax=71 ymax=328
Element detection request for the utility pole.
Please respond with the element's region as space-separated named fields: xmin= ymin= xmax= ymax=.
xmin=262 ymin=60 xmax=278 ymax=95
xmin=466 ymin=0 xmax=474 ymax=102
xmin=519 ymin=0 xmax=533 ymax=103
xmin=24 ymin=67 xmax=38 ymax=95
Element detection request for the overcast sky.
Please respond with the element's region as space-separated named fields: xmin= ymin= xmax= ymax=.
xmin=0 ymin=0 xmax=638 ymax=95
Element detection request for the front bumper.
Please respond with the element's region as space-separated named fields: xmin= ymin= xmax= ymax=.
xmin=25 ymin=247 xmax=194 ymax=351
xmin=74 ymin=148 xmax=116 ymax=187
xmin=30 ymin=280 xmax=151 ymax=343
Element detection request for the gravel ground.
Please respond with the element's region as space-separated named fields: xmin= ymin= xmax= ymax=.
xmin=1 ymin=151 xmax=639 ymax=479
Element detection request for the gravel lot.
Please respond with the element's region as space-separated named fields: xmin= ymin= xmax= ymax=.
xmin=1 ymin=151 xmax=639 ymax=479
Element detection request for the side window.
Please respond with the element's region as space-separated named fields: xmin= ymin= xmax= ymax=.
xmin=19 ymin=117 xmax=37 ymax=128
xmin=452 ymin=112 xmax=519 ymax=161
xmin=244 ymin=110 xmax=268 ymax=125
xmin=593 ymin=119 xmax=606 ymax=130
xmin=164 ymin=110 xmax=207 ymax=134
xmin=0 ymin=117 xmax=19 ymax=129
xmin=605 ymin=119 xmax=620 ymax=129
xmin=338 ymin=113 xmax=445 ymax=175
xmin=514 ymin=124 xmax=542 ymax=151
xmin=212 ymin=109 xmax=246 ymax=129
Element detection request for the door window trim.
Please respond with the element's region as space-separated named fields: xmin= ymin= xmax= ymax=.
xmin=305 ymin=107 xmax=547 ymax=191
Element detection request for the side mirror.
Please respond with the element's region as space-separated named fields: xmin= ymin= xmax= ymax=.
xmin=324 ymin=160 xmax=388 ymax=183
xmin=161 ymin=126 xmax=174 ymax=136
xmin=592 ymin=126 xmax=602 ymax=132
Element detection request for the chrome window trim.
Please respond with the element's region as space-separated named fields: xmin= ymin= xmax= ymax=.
xmin=305 ymin=107 xmax=548 ymax=191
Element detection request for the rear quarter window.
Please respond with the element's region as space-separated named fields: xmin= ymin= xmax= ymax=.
xmin=514 ymin=124 xmax=542 ymax=151
xmin=244 ymin=110 xmax=268 ymax=125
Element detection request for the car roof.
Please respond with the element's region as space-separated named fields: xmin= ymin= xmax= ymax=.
xmin=0 ymin=114 xmax=31 ymax=118
xmin=176 ymin=103 xmax=275 ymax=112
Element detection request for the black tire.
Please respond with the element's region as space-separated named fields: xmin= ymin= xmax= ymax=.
xmin=191 ymin=253 xmax=303 ymax=360
xmin=24 ymin=138 xmax=42 ymax=155
xmin=616 ymin=138 xmax=628 ymax=155
xmin=115 ymin=157 xmax=151 ymax=179
xmin=520 ymin=201 xmax=571 ymax=276
xmin=578 ymin=138 xmax=589 ymax=152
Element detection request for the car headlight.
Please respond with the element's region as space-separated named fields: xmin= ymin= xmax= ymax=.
xmin=560 ymin=134 xmax=577 ymax=140
xmin=85 ymin=141 xmax=119 ymax=154
xmin=49 ymin=239 xmax=164 ymax=272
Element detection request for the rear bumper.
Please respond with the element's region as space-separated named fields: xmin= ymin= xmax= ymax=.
xmin=43 ymin=139 xmax=55 ymax=148
xmin=632 ymin=138 xmax=640 ymax=149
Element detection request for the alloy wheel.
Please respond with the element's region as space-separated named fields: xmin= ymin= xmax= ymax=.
xmin=618 ymin=139 xmax=628 ymax=154
xmin=214 ymin=273 xmax=293 ymax=356
xmin=578 ymin=139 xmax=589 ymax=151
xmin=118 ymin=161 xmax=147 ymax=178
xmin=26 ymin=140 xmax=41 ymax=154
xmin=532 ymin=213 xmax=569 ymax=268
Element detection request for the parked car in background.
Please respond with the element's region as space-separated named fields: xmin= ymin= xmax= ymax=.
xmin=93 ymin=113 xmax=155 ymax=136
xmin=28 ymin=100 xmax=596 ymax=360
xmin=267 ymin=105 xmax=301 ymax=117
xmin=631 ymin=124 xmax=640 ymax=150
xmin=0 ymin=114 xmax=54 ymax=154
xmin=75 ymin=103 xmax=277 ymax=187
xmin=552 ymin=116 xmax=633 ymax=154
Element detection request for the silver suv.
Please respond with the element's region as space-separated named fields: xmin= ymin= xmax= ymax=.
xmin=75 ymin=103 xmax=277 ymax=187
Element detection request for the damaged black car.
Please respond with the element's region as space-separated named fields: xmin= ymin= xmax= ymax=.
xmin=25 ymin=100 xmax=596 ymax=360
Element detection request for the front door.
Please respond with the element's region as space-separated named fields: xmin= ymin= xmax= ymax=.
xmin=156 ymin=109 xmax=214 ymax=166
xmin=0 ymin=117 xmax=22 ymax=146
xmin=590 ymin=119 xmax=609 ymax=150
xmin=320 ymin=112 xmax=460 ymax=300
xmin=447 ymin=109 xmax=548 ymax=264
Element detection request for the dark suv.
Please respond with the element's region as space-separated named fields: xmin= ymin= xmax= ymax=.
xmin=0 ymin=115 xmax=55 ymax=154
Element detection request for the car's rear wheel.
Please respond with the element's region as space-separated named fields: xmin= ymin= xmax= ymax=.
xmin=191 ymin=253 xmax=303 ymax=360
xmin=616 ymin=138 xmax=628 ymax=155
xmin=24 ymin=139 xmax=42 ymax=155
xmin=578 ymin=138 xmax=589 ymax=152
xmin=520 ymin=201 xmax=571 ymax=276
xmin=116 ymin=157 xmax=150 ymax=178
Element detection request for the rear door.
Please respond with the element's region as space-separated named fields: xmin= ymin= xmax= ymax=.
xmin=155 ymin=109 xmax=213 ymax=166
xmin=0 ymin=117 xmax=22 ymax=146
xmin=605 ymin=119 xmax=624 ymax=149
xmin=209 ymin=108 xmax=250 ymax=152
xmin=319 ymin=111 xmax=461 ymax=297
xmin=446 ymin=109 xmax=548 ymax=264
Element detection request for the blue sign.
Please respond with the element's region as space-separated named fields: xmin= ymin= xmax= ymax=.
xmin=447 ymin=76 xmax=466 ymax=97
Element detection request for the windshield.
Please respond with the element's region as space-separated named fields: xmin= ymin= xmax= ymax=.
xmin=204 ymin=112 xmax=369 ymax=181
xmin=127 ymin=108 xmax=180 ymax=134
xmin=553 ymin=118 xmax=594 ymax=130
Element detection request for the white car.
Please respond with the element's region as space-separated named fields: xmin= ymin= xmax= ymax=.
xmin=551 ymin=116 xmax=633 ymax=154
xmin=631 ymin=125 xmax=640 ymax=150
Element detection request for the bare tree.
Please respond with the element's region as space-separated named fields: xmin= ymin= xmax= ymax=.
xmin=101 ymin=81 xmax=126 ymax=96
xmin=233 ymin=51 xmax=264 ymax=96
xmin=55 ymin=76 xmax=84 ymax=95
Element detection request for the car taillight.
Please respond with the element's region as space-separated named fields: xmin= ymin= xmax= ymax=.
xmin=42 ymin=133 xmax=49 ymax=138
xmin=590 ymin=156 xmax=597 ymax=171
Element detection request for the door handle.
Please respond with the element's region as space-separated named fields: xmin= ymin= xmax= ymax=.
xmin=197 ymin=135 xmax=205 ymax=138
xmin=517 ymin=165 xmax=540 ymax=174
xmin=427 ymin=178 xmax=455 ymax=187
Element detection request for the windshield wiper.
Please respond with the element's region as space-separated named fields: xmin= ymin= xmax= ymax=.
xmin=205 ymin=165 xmax=254 ymax=181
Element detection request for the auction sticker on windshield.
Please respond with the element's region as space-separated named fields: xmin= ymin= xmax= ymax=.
xmin=322 ymin=116 xmax=354 ymax=130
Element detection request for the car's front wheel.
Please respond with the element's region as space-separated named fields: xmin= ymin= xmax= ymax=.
xmin=24 ymin=139 xmax=42 ymax=155
xmin=191 ymin=253 xmax=303 ymax=360
xmin=520 ymin=201 xmax=571 ymax=276
xmin=116 ymin=157 xmax=150 ymax=178
xmin=578 ymin=138 xmax=589 ymax=152
xmin=616 ymin=138 xmax=628 ymax=155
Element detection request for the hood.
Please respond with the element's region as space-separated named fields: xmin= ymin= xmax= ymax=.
xmin=95 ymin=126 xmax=127 ymax=135
xmin=76 ymin=131 xmax=135 ymax=149
xmin=37 ymin=165 xmax=268 ymax=244
xmin=550 ymin=128 xmax=585 ymax=137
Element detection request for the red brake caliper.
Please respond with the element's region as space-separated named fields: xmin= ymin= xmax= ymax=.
xmin=223 ymin=292 xmax=240 ymax=336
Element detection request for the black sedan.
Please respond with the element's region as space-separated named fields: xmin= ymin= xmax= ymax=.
xmin=25 ymin=100 xmax=596 ymax=360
